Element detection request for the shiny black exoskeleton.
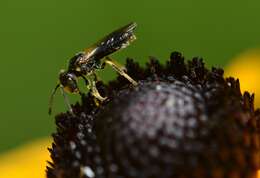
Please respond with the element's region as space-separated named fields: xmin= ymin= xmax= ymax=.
xmin=49 ymin=22 xmax=138 ymax=115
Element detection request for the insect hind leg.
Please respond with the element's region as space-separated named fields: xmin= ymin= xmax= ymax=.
xmin=104 ymin=56 xmax=138 ymax=86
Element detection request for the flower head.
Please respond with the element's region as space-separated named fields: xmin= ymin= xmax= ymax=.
xmin=47 ymin=52 xmax=260 ymax=178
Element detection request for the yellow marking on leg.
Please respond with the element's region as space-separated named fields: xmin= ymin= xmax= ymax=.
xmin=87 ymin=75 xmax=107 ymax=102
xmin=105 ymin=57 xmax=138 ymax=86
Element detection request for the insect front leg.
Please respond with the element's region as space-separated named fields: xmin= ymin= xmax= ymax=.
xmin=104 ymin=56 xmax=138 ymax=86
xmin=60 ymin=86 xmax=75 ymax=116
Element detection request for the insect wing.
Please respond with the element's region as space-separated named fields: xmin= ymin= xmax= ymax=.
xmin=81 ymin=22 xmax=137 ymax=64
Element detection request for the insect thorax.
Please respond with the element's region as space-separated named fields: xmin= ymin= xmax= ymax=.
xmin=68 ymin=52 xmax=102 ymax=76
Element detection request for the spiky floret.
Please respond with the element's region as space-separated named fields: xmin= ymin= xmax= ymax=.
xmin=47 ymin=52 xmax=260 ymax=178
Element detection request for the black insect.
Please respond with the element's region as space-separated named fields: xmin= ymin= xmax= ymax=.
xmin=49 ymin=22 xmax=138 ymax=115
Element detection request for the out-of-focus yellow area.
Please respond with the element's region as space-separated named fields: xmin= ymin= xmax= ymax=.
xmin=225 ymin=49 xmax=260 ymax=108
xmin=0 ymin=138 xmax=259 ymax=178
xmin=1 ymin=50 xmax=260 ymax=178
xmin=0 ymin=138 xmax=51 ymax=178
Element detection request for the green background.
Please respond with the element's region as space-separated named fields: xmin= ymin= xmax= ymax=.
xmin=0 ymin=0 xmax=259 ymax=152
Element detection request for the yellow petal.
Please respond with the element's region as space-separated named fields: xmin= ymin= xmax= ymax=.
xmin=225 ymin=49 xmax=260 ymax=108
xmin=0 ymin=138 xmax=51 ymax=178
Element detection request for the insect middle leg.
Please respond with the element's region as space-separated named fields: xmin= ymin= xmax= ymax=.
xmin=104 ymin=56 xmax=138 ymax=86
xmin=81 ymin=74 xmax=107 ymax=101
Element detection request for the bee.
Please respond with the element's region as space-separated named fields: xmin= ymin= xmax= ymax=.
xmin=49 ymin=22 xmax=138 ymax=115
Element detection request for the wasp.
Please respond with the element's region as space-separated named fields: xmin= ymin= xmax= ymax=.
xmin=49 ymin=22 xmax=138 ymax=115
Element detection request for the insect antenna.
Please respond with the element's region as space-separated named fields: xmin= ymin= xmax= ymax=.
xmin=48 ymin=83 xmax=60 ymax=115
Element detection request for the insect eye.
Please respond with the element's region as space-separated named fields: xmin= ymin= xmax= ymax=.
xmin=59 ymin=72 xmax=79 ymax=93
xmin=63 ymin=78 xmax=78 ymax=93
xmin=68 ymin=78 xmax=75 ymax=84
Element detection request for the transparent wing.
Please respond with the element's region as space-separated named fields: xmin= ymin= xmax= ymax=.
xmin=79 ymin=22 xmax=137 ymax=64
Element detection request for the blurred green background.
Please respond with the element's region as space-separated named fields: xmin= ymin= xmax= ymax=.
xmin=0 ymin=0 xmax=259 ymax=153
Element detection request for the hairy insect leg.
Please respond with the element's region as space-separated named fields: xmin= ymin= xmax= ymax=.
xmin=60 ymin=86 xmax=75 ymax=116
xmin=104 ymin=56 xmax=138 ymax=86
xmin=81 ymin=74 xmax=107 ymax=102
